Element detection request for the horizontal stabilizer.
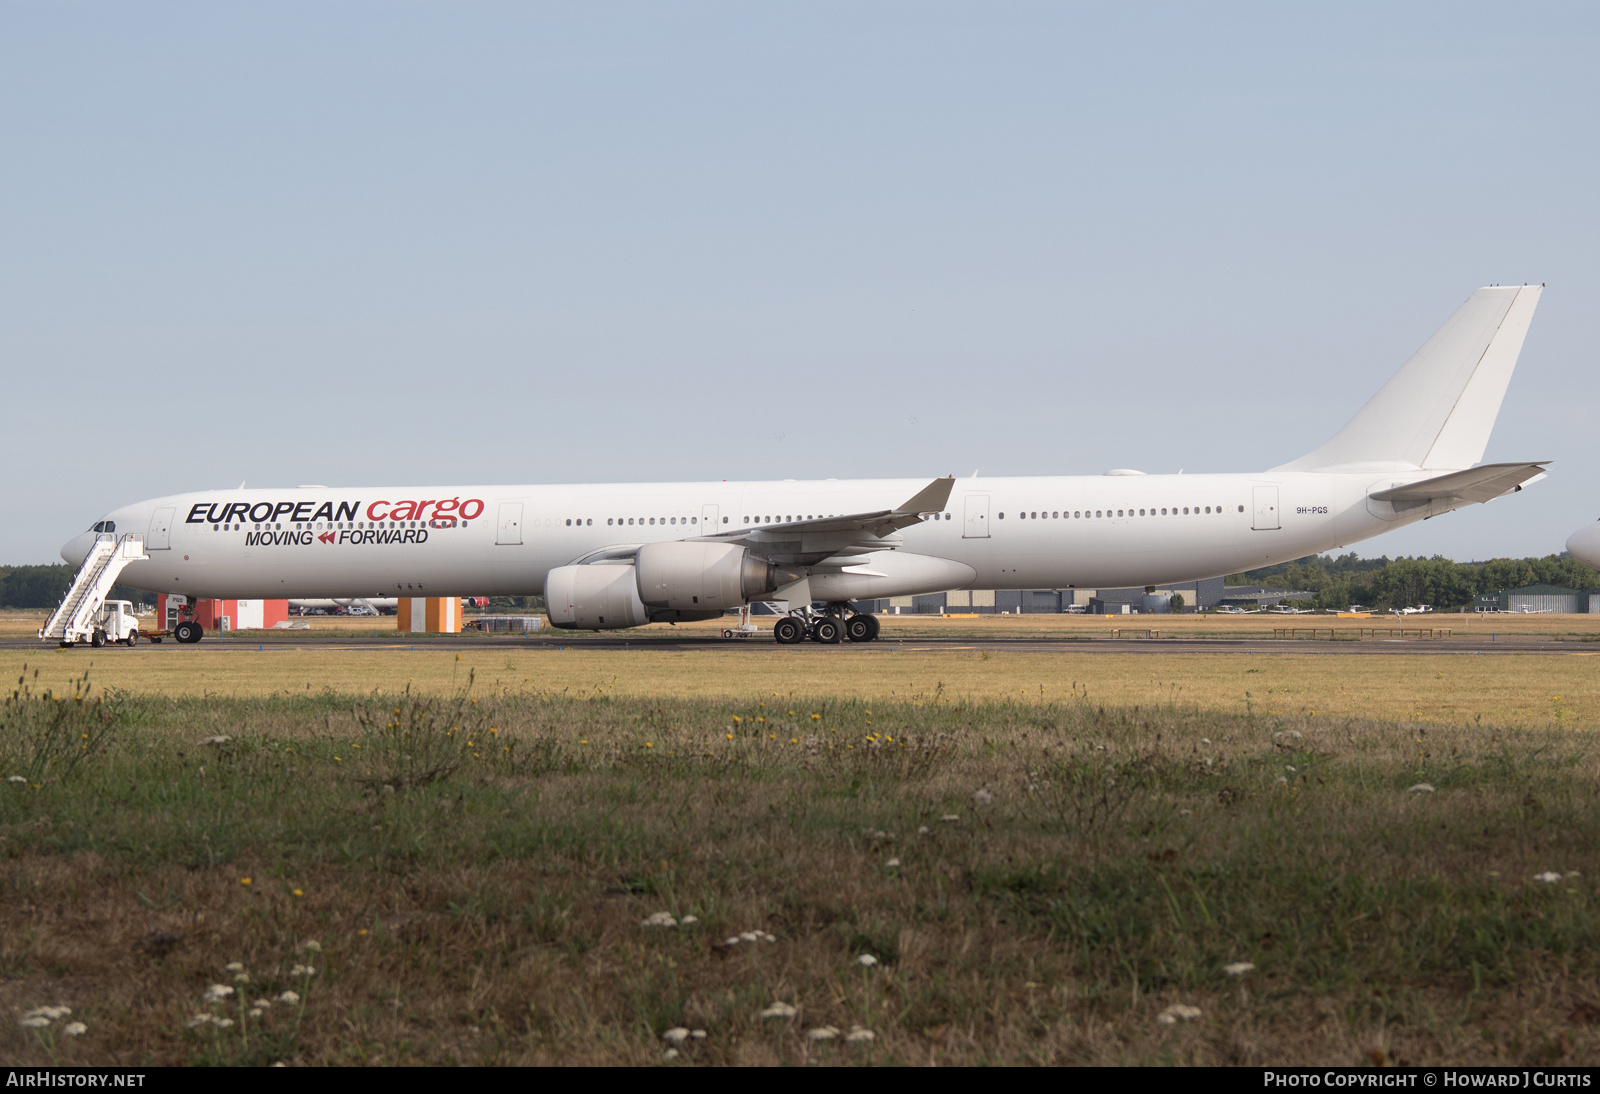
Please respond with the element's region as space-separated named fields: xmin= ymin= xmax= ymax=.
xmin=1276 ymin=286 xmax=1542 ymax=472
xmin=1368 ymin=461 xmax=1550 ymax=505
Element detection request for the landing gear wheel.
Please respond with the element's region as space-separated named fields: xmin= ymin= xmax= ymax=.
xmin=812 ymin=618 xmax=843 ymax=644
xmin=772 ymin=617 xmax=806 ymax=645
xmin=174 ymin=621 xmax=202 ymax=644
xmin=126 ymin=630 xmax=138 ymax=647
xmin=845 ymin=614 xmax=879 ymax=642
xmin=91 ymin=629 xmax=106 ymax=648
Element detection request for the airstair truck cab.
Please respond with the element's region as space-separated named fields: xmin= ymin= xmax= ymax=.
xmin=94 ymin=601 xmax=140 ymax=647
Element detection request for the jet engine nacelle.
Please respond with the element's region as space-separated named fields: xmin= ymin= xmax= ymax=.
xmin=545 ymin=543 xmax=779 ymax=630
xmin=545 ymin=564 xmax=649 ymax=630
xmin=635 ymin=541 xmax=778 ymax=612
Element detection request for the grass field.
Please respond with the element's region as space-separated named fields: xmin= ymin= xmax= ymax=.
xmin=4 ymin=636 xmax=1600 ymax=1065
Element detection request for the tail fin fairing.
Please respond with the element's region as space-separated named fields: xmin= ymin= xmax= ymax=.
xmin=1274 ymin=286 xmax=1542 ymax=472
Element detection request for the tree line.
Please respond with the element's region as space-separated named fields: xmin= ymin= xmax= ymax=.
xmin=1225 ymin=552 xmax=1600 ymax=611
xmin=0 ymin=564 xmax=145 ymax=610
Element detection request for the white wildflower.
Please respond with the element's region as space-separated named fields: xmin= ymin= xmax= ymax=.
xmin=1535 ymin=872 xmax=1563 ymax=884
xmin=1223 ymin=962 xmax=1255 ymax=976
xmin=233 ymin=972 xmax=250 ymax=983
xmin=724 ymin=936 xmax=742 ymax=946
xmin=199 ymin=736 xmax=231 ymax=745
xmin=846 ymin=1026 xmax=875 ymax=1043
xmin=761 ymin=932 xmax=776 ymax=942
xmin=302 ymin=940 xmax=322 ymax=953
xmin=856 ymin=953 xmax=878 ymax=967
xmin=663 ymin=1048 xmax=679 ymax=1060
xmin=23 ymin=1006 xmax=71 ymax=1021
xmin=885 ymin=858 xmax=901 ymax=868
xmin=277 ymin=991 xmax=301 ymax=1006
xmin=807 ymin=1026 xmax=840 ymax=1041
xmin=203 ymin=984 xmax=234 ymax=1003
xmin=212 ymin=1017 xmax=234 ymax=1029
xmin=940 ymin=814 xmax=960 ymax=823
xmin=1157 ymin=1003 xmax=1202 ymax=1025
xmin=691 ymin=1029 xmax=706 ymax=1040
xmin=1407 ymin=783 xmax=1435 ymax=793
xmin=62 ymin=1022 xmax=87 ymax=1037
xmin=249 ymin=1009 xmax=264 ymax=1019
xmin=253 ymin=999 xmax=272 ymax=1009
xmin=739 ymin=931 xmax=760 ymax=943
xmin=640 ymin=911 xmax=677 ymax=928
xmin=917 ymin=826 xmax=929 ymax=835
xmin=972 ymin=788 xmax=993 ymax=806
xmin=662 ymin=1027 xmax=690 ymax=1044
xmin=678 ymin=915 xmax=699 ymax=925
xmin=18 ymin=1016 xmax=50 ymax=1029
xmin=290 ymin=964 xmax=317 ymax=977
xmin=6 ymin=775 xmax=26 ymax=785
xmin=759 ymin=1002 xmax=797 ymax=1019
xmin=1200 ymin=738 xmax=1211 ymax=745
xmin=187 ymin=1013 xmax=215 ymax=1029
xmin=1275 ymin=776 xmax=1289 ymax=785
xmin=224 ymin=961 xmax=245 ymax=972
xmin=1567 ymin=871 xmax=1582 ymax=879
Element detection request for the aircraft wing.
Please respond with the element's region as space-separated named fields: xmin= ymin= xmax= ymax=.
xmin=699 ymin=476 xmax=957 ymax=564
xmin=565 ymin=477 xmax=957 ymax=568
xmin=1368 ymin=461 xmax=1550 ymax=506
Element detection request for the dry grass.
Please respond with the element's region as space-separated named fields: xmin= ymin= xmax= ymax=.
xmin=4 ymin=643 xmax=1599 ymax=731
xmin=5 ymin=607 xmax=1600 ymax=642
xmin=3 ymin=669 xmax=1600 ymax=1066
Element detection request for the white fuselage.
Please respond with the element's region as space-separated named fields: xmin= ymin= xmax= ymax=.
xmin=67 ymin=471 xmax=1440 ymax=602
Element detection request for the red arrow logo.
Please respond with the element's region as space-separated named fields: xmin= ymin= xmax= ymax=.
xmin=318 ymin=532 xmax=336 ymax=544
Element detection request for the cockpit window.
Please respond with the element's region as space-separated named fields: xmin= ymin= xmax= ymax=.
xmin=89 ymin=521 xmax=115 ymax=534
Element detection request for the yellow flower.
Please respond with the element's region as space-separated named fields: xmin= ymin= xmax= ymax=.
xmin=732 ymin=715 xmax=742 ymax=723
xmin=358 ymin=929 xmax=368 ymax=936
xmin=292 ymin=889 xmax=304 ymax=897
xmin=645 ymin=742 xmax=654 ymax=748
xmin=810 ymin=713 xmax=821 ymax=720
xmin=241 ymin=877 xmax=252 ymax=886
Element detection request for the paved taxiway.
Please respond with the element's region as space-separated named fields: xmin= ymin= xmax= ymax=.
xmin=2 ymin=634 xmax=1588 ymax=656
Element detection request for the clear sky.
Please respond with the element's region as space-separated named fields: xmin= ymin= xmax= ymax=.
xmin=2 ymin=3 xmax=1596 ymax=565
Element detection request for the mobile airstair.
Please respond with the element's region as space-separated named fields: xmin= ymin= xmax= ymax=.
xmin=39 ymin=534 xmax=149 ymax=645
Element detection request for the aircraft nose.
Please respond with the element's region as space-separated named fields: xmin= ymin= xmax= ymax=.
xmin=60 ymin=531 xmax=96 ymax=568
xmin=1566 ymin=522 xmax=1600 ymax=570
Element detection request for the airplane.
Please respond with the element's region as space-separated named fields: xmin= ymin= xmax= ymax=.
xmin=54 ymin=285 xmax=1548 ymax=647
xmin=1215 ymin=606 xmax=1264 ymax=614
xmin=1266 ymin=604 xmax=1314 ymax=614
xmin=289 ymin=598 xmax=399 ymax=615
xmin=1566 ymin=521 xmax=1600 ymax=570
xmin=1392 ymin=604 xmax=1433 ymax=615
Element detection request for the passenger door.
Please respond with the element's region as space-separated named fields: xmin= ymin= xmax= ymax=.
xmin=147 ymin=507 xmax=175 ymax=550
xmin=496 ymin=502 xmax=523 ymax=545
xmin=1252 ymin=486 xmax=1280 ymax=531
xmin=701 ymin=504 xmax=719 ymax=534
xmin=963 ymin=494 xmax=991 ymax=539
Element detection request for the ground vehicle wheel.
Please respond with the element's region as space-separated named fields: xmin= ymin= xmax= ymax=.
xmin=812 ymin=618 xmax=843 ymax=644
xmin=722 ymin=629 xmax=733 ymax=638
xmin=174 ymin=621 xmax=201 ymax=644
xmin=845 ymin=615 xmax=876 ymax=642
xmin=772 ymin=617 xmax=805 ymax=644
xmin=91 ymin=629 xmax=106 ymax=648
xmin=126 ymin=630 xmax=138 ymax=646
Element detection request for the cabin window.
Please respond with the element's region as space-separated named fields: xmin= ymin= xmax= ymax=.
xmin=722 ymin=516 xmax=728 ymax=523
xmin=691 ymin=517 xmax=697 ymax=524
xmin=998 ymin=512 xmax=1005 ymax=519
xmin=1237 ymin=505 xmax=1244 ymax=512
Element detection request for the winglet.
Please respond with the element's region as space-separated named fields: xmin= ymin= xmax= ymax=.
xmin=895 ymin=476 xmax=955 ymax=515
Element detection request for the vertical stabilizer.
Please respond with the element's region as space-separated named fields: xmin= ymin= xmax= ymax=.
xmin=1274 ymin=285 xmax=1542 ymax=472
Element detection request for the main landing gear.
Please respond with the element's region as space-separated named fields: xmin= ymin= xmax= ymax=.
xmin=772 ymin=605 xmax=880 ymax=645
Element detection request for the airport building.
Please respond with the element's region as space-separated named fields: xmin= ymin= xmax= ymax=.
xmin=849 ymin=577 xmax=1227 ymax=615
xmin=1474 ymin=585 xmax=1590 ymax=613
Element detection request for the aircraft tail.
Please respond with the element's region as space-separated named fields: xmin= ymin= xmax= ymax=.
xmin=1273 ymin=285 xmax=1542 ymax=472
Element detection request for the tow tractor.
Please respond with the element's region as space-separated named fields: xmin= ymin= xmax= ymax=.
xmin=721 ymin=604 xmax=763 ymax=639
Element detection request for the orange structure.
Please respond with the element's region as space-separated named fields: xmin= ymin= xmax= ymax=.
xmin=397 ymin=597 xmax=463 ymax=633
